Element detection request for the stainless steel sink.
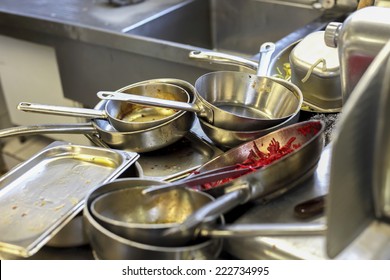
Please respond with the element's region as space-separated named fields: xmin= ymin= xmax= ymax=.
xmin=0 ymin=0 xmax=353 ymax=107
xmin=124 ymin=0 xmax=339 ymax=57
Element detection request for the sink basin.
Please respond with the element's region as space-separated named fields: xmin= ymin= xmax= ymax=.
xmin=124 ymin=0 xmax=327 ymax=56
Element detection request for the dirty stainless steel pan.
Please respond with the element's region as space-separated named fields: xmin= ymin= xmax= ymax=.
xmin=192 ymin=43 xmax=302 ymax=131
xmin=193 ymin=70 xmax=302 ymax=130
xmin=17 ymin=83 xmax=189 ymax=132
xmin=196 ymin=77 xmax=302 ymax=149
xmin=98 ymin=44 xmax=299 ymax=131
xmin=83 ymin=178 xmax=223 ymax=260
xmin=0 ymin=81 xmax=196 ymax=152
xmin=124 ymin=121 xmax=325 ymax=246
xmin=90 ymin=185 xmax=219 ymax=247
xmin=90 ymin=184 xmax=325 ymax=247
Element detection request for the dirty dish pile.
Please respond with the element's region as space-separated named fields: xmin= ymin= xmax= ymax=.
xmin=83 ymin=178 xmax=223 ymax=260
xmin=127 ymin=121 xmax=326 ymax=248
xmin=94 ymin=76 xmax=303 ymax=149
xmin=18 ymin=83 xmax=191 ymax=132
xmin=0 ymin=79 xmax=196 ymax=152
xmin=98 ymin=79 xmax=300 ymax=130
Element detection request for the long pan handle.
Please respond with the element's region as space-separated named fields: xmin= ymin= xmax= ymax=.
xmin=189 ymin=50 xmax=258 ymax=71
xmin=0 ymin=123 xmax=97 ymax=138
xmin=142 ymin=166 xmax=253 ymax=195
xmin=97 ymin=91 xmax=201 ymax=113
xmin=200 ymin=222 xmax=327 ymax=238
xmin=18 ymin=102 xmax=107 ymax=119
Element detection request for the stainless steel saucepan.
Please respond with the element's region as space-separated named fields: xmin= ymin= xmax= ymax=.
xmin=0 ymin=80 xmax=196 ymax=152
xmin=83 ymin=178 xmax=223 ymax=260
xmin=98 ymin=43 xmax=300 ymax=131
xmin=17 ymin=83 xmax=190 ymax=132
xmin=196 ymin=77 xmax=302 ymax=149
xmin=191 ymin=43 xmax=302 ymax=131
xmin=90 ymin=183 xmax=325 ymax=247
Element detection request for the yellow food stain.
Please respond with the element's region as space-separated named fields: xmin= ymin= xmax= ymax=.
xmin=69 ymin=197 xmax=79 ymax=206
xmin=54 ymin=204 xmax=65 ymax=211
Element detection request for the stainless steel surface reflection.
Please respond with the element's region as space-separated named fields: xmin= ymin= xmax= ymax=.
xmin=224 ymin=146 xmax=390 ymax=260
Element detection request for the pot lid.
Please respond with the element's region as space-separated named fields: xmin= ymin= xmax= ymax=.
xmin=290 ymin=31 xmax=340 ymax=74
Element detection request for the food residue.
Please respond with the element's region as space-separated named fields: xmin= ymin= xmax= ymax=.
xmin=196 ymin=122 xmax=322 ymax=190
xmin=198 ymin=136 xmax=300 ymax=190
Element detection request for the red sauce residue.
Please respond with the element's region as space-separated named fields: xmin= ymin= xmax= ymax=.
xmin=297 ymin=122 xmax=321 ymax=136
xmin=197 ymin=122 xmax=321 ymax=190
xmin=200 ymin=136 xmax=299 ymax=190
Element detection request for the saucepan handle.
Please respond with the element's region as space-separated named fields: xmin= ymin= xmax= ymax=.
xmin=0 ymin=123 xmax=97 ymax=139
xmin=257 ymin=42 xmax=276 ymax=76
xmin=97 ymin=91 xmax=201 ymax=113
xmin=189 ymin=50 xmax=258 ymax=71
xmin=161 ymin=182 xmax=252 ymax=238
xmin=18 ymin=102 xmax=107 ymax=119
xmin=199 ymin=222 xmax=326 ymax=238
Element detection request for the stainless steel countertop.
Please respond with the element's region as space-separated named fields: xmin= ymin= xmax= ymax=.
xmin=225 ymin=145 xmax=390 ymax=260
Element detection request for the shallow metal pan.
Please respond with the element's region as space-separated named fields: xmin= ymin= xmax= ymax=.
xmin=0 ymin=82 xmax=196 ymax=152
xmin=18 ymin=83 xmax=189 ymax=132
xmin=83 ymin=178 xmax=223 ymax=260
xmin=0 ymin=141 xmax=138 ymax=258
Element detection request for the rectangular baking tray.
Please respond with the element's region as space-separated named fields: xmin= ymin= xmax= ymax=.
xmin=137 ymin=131 xmax=223 ymax=181
xmin=87 ymin=130 xmax=223 ymax=181
xmin=0 ymin=141 xmax=139 ymax=258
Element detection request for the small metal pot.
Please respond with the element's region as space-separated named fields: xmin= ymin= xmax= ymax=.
xmin=83 ymin=178 xmax=223 ymax=260
xmin=18 ymin=83 xmax=190 ymax=132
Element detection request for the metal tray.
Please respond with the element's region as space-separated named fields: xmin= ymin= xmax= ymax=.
xmin=0 ymin=141 xmax=139 ymax=258
xmin=87 ymin=128 xmax=223 ymax=182
xmin=136 ymin=131 xmax=222 ymax=181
